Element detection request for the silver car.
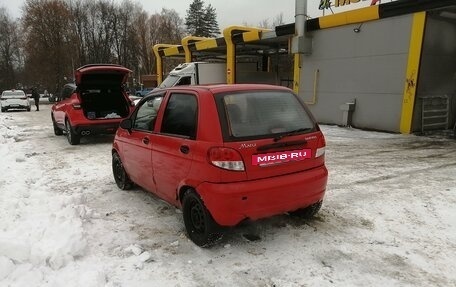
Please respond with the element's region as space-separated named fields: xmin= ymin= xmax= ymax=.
xmin=1 ymin=90 xmax=31 ymax=112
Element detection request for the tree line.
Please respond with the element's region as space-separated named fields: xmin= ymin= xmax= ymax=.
xmin=0 ymin=0 xmax=284 ymax=94
xmin=0 ymin=0 xmax=222 ymax=94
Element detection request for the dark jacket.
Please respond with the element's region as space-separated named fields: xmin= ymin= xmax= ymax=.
xmin=32 ymin=89 xmax=40 ymax=100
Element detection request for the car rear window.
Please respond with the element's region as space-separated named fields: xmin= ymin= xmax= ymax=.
xmin=2 ymin=91 xmax=25 ymax=97
xmin=219 ymin=90 xmax=316 ymax=140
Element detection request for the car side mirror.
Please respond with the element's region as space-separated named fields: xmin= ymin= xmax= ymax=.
xmin=120 ymin=118 xmax=133 ymax=130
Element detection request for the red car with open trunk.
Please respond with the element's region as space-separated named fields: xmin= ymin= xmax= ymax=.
xmin=51 ymin=64 xmax=134 ymax=145
xmin=112 ymin=84 xmax=328 ymax=246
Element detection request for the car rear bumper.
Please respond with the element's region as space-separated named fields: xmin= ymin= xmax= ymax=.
xmin=73 ymin=121 xmax=122 ymax=135
xmin=2 ymin=102 xmax=30 ymax=110
xmin=197 ymin=165 xmax=328 ymax=226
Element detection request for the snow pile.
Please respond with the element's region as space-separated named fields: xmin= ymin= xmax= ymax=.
xmin=104 ymin=112 xmax=121 ymax=119
xmin=0 ymin=117 xmax=90 ymax=279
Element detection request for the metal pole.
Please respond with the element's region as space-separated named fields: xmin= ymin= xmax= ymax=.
xmin=295 ymin=0 xmax=307 ymax=37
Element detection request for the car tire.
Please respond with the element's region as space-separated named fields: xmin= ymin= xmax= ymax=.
xmin=112 ymin=152 xmax=133 ymax=190
xmin=290 ymin=200 xmax=323 ymax=219
xmin=182 ymin=189 xmax=223 ymax=247
xmin=65 ymin=119 xmax=80 ymax=145
xmin=52 ymin=116 xmax=63 ymax=136
xmin=27 ymin=108 xmax=31 ymax=112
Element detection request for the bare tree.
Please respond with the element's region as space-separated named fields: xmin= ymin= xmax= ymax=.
xmin=69 ymin=0 xmax=89 ymax=67
xmin=272 ymin=13 xmax=285 ymax=27
xmin=22 ymin=0 xmax=75 ymax=93
xmin=82 ymin=0 xmax=116 ymax=63
xmin=11 ymin=0 xmax=186 ymax=92
xmin=136 ymin=10 xmax=153 ymax=75
xmin=258 ymin=19 xmax=270 ymax=29
xmin=0 ymin=8 xmax=21 ymax=90
xmin=148 ymin=9 xmax=185 ymax=74
xmin=258 ymin=13 xmax=285 ymax=29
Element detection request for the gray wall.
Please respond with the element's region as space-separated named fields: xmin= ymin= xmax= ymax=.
xmin=299 ymin=15 xmax=414 ymax=132
xmin=413 ymin=12 xmax=456 ymax=132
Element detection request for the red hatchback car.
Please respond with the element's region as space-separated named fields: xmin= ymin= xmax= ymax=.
xmin=51 ymin=64 xmax=134 ymax=145
xmin=112 ymin=84 xmax=328 ymax=246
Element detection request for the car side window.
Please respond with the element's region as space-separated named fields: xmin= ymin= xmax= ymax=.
xmin=133 ymin=95 xmax=164 ymax=131
xmin=60 ymin=85 xmax=75 ymax=100
xmin=161 ymin=93 xmax=197 ymax=138
xmin=176 ymin=76 xmax=191 ymax=86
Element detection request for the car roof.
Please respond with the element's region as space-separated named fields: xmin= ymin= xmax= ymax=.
xmin=164 ymin=84 xmax=293 ymax=94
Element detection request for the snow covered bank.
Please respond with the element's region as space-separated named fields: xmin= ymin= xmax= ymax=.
xmin=1 ymin=107 xmax=456 ymax=286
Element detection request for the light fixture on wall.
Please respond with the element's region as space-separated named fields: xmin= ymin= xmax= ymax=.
xmin=353 ymin=23 xmax=363 ymax=33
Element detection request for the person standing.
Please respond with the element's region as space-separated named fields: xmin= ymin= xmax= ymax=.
xmin=32 ymin=87 xmax=40 ymax=111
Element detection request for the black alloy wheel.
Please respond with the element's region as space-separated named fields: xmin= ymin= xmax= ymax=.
xmin=182 ymin=190 xmax=223 ymax=247
xmin=112 ymin=152 xmax=133 ymax=190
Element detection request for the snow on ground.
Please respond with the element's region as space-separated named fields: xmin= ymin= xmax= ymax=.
xmin=1 ymin=105 xmax=455 ymax=287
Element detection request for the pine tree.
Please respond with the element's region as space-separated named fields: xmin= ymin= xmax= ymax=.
xmin=203 ymin=4 xmax=219 ymax=37
xmin=185 ymin=0 xmax=205 ymax=36
xmin=185 ymin=0 xmax=220 ymax=37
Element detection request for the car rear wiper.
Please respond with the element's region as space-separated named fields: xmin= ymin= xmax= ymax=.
xmin=273 ymin=128 xmax=313 ymax=142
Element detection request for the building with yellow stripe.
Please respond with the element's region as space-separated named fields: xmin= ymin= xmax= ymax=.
xmin=293 ymin=0 xmax=455 ymax=134
xmin=153 ymin=0 xmax=456 ymax=134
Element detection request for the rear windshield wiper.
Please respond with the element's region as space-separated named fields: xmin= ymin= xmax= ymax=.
xmin=273 ymin=128 xmax=313 ymax=142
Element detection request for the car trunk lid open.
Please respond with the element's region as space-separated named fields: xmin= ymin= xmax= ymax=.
xmin=74 ymin=65 xmax=132 ymax=120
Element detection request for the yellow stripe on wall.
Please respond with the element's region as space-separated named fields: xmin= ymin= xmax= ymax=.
xmin=400 ymin=12 xmax=426 ymax=134
xmin=319 ymin=6 xmax=379 ymax=29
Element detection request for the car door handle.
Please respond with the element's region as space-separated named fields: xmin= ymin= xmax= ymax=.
xmin=180 ymin=145 xmax=190 ymax=154
xmin=142 ymin=137 xmax=150 ymax=145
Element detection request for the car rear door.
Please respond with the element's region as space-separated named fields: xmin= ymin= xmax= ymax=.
xmin=53 ymin=85 xmax=75 ymax=125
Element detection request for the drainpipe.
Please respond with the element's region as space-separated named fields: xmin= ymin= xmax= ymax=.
xmin=292 ymin=0 xmax=312 ymax=94
xmin=291 ymin=0 xmax=311 ymax=54
xmin=295 ymin=0 xmax=306 ymax=39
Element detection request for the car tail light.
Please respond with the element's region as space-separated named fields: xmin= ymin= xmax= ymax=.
xmin=315 ymin=134 xmax=326 ymax=158
xmin=208 ymin=147 xmax=245 ymax=171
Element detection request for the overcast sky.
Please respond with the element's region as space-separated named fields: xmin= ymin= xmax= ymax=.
xmin=0 ymin=0 xmax=380 ymax=29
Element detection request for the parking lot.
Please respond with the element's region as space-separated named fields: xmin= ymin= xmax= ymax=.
xmin=1 ymin=105 xmax=456 ymax=287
